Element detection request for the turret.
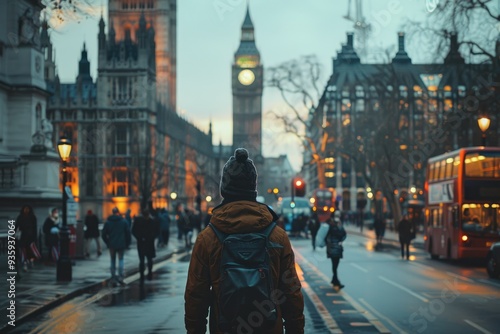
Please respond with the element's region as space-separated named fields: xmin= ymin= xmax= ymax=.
xmin=392 ymin=32 xmax=412 ymax=64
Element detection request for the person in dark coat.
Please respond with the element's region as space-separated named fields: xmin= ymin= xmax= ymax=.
xmin=16 ymin=205 xmax=38 ymax=271
xmin=132 ymin=208 xmax=160 ymax=281
xmin=84 ymin=210 xmax=102 ymax=258
xmin=317 ymin=211 xmax=347 ymax=290
xmin=42 ymin=208 xmax=59 ymax=263
xmin=308 ymin=212 xmax=321 ymax=251
xmin=176 ymin=203 xmax=192 ymax=248
xmin=102 ymin=207 xmax=131 ymax=284
xmin=398 ymin=213 xmax=413 ymax=260
xmin=157 ymin=208 xmax=171 ymax=248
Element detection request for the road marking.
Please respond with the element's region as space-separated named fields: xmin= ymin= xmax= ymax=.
xmin=464 ymin=319 xmax=492 ymax=334
xmin=379 ymin=276 xmax=429 ymax=303
xmin=350 ymin=263 xmax=368 ymax=273
xmin=358 ymin=298 xmax=407 ymax=334
xmin=446 ymin=271 xmax=474 ymax=283
xmin=477 ymin=279 xmax=500 ymax=288
xmin=294 ymin=250 xmax=390 ymax=333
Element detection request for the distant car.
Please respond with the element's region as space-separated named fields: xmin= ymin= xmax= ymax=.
xmin=486 ymin=242 xmax=500 ymax=278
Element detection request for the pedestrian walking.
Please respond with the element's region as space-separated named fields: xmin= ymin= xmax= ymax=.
xmin=15 ymin=205 xmax=40 ymax=271
xmin=157 ymin=208 xmax=171 ymax=248
xmin=185 ymin=148 xmax=305 ymax=334
xmin=42 ymin=208 xmax=60 ymax=263
xmin=398 ymin=212 xmax=413 ymax=260
xmin=84 ymin=210 xmax=102 ymax=258
xmin=371 ymin=191 xmax=387 ymax=247
xmin=125 ymin=208 xmax=132 ymax=229
xmin=132 ymin=208 xmax=160 ymax=281
xmin=317 ymin=210 xmax=347 ymax=291
xmin=308 ymin=212 xmax=321 ymax=251
xmin=175 ymin=203 xmax=192 ymax=248
xmin=102 ymin=207 xmax=131 ymax=285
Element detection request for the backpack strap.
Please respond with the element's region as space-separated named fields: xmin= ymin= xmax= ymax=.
xmin=261 ymin=222 xmax=277 ymax=238
xmin=208 ymin=223 xmax=227 ymax=243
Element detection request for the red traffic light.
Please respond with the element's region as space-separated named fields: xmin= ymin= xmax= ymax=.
xmin=294 ymin=178 xmax=306 ymax=197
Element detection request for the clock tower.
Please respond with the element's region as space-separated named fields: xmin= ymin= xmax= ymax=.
xmin=232 ymin=6 xmax=263 ymax=158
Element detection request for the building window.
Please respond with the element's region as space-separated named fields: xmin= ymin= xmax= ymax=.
xmin=112 ymin=169 xmax=131 ymax=196
xmin=86 ymin=168 xmax=94 ymax=196
xmin=114 ymin=124 xmax=129 ymax=155
xmin=0 ymin=167 xmax=16 ymax=189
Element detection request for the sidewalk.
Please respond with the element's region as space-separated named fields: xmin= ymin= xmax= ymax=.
xmin=342 ymin=222 xmax=425 ymax=250
xmin=1 ymin=236 xmax=186 ymax=332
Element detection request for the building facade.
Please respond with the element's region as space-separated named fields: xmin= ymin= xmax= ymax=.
xmin=46 ymin=8 xmax=216 ymax=219
xmin=108 ymin=0 xmax=176 ymax=109
xmin=0 ymin=0 xmax=62 ymax=223
xmin=305 ymin=32 xmax=499 ymax=211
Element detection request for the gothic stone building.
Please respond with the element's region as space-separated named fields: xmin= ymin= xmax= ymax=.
xmin=305 ymin=32 xmax=499 ymax=212
xmin=46 ymin=8 xmax=216 ymax=219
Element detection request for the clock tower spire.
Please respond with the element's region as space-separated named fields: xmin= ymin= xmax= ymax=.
xmin=232 ymin=5 xmax=263 ymax=158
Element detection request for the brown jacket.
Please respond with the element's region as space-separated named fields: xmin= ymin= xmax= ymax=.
xmin=185 ymin=201 xmax=305 ymax=334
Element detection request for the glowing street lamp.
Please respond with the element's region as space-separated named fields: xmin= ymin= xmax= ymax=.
xmin=57 ymin=136 xmax=72 ymax=281
xmin=477 ymin=117 xmax=490 ymax=146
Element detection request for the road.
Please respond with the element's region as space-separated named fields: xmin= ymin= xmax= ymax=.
xmin=10 ymin=232 xmax=500 ymax=334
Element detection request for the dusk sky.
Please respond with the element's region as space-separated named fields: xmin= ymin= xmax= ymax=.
xmin=48 ymin=0 xmax=437 ymax=171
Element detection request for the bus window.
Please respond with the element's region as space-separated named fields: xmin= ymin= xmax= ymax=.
xmin=445 ymin=158 xmax=453 ymax=179
xmin=452 ymin=206 xmax=459 ymax=228
xmin=429 ymin=163 xmax=435 ymax=181
xmin=462 ymin=205 xmax=500 ymax=234
xmin=452 ymin=156 xmax=460 ymax=177
xmin=433 ymin=162 xmax=440 ymax=181
xmin=465 ymin=152 xmax=500 ymax=177
xmin=439 ymin=160 xmax=446 ymax=180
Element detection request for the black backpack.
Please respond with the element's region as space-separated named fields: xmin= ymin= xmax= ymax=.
xmin=209 ymin=222 xmax=278 ymax=332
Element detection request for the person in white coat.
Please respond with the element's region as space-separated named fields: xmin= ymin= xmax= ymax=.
xmin=316 ymin=210 xmax=347 ymax=290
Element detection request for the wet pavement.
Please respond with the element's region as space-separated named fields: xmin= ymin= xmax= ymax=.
xmin=1 ymin=236 xmax=187 ymax=333
xmin=1 ymin=224 xmax=428 ymax=333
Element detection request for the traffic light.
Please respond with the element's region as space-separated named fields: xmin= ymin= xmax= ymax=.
xmin=294 ymin=179 xmax=306 ymax=197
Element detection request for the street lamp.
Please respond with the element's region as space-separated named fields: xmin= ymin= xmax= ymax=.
xmin=57 ymin=136 xmax=72 ymax=281
xmin=170 ymin=192 xmax=177 ymax=200
xmin=478 ymin=116 xmax=490 ymax=146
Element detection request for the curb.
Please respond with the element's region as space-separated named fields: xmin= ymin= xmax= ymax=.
xmin=2 ymin=247 xmax=186 ymax=333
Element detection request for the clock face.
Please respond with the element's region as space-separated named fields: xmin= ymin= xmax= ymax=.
xmin=238 ymin=69 xmax=255 ymax=86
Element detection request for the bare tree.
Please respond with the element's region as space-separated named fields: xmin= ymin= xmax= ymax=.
xmin=266 ymin=55 xmax=331 ymax=187
xmin=133 ymin=126 xmax=170 ymax=210
xmin=405 ymin=0 xmax=499 ymax=64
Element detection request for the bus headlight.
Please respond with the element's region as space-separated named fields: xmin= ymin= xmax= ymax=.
xmin=461 ymin=235 xmax=468 ymax=242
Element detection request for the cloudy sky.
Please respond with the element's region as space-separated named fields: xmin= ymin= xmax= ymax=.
xmin=48 ymin=0 xmax=435 ymax=171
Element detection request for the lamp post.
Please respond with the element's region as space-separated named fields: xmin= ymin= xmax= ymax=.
xmin=477 ymin=116 xmax=491 ymax=146
xmin=57 ymin=136 xmax=72 ymax=281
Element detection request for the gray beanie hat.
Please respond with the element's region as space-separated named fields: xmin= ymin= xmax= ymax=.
xmin=220 ymin=148 xmax=258 ymax=201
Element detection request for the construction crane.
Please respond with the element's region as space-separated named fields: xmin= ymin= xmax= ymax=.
xmin=344 ymin=0 xmax=371 ymax=61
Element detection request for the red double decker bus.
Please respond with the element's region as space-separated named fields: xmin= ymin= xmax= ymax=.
xmin=311 ymin=188 xmax=336 ymax=222
xmin=424 ymin=147 xmax=500 ymax=260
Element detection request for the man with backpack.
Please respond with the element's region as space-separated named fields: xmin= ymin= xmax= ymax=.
xmin=185 ymin=148 xmax=304 ymax=334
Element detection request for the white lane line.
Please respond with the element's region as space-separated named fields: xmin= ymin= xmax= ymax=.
xmin=477 ymin=279 xmax=500 ymax=288
xmin=446 ymin=271 xmax=474 ymax=283
xmin=350 ymin=263 xmax=368 ymax=273
xmin=294 ymin=250 xmax=390 ymax=333
xmin=358 ymin=298 xmax=406 ymax=334
xmin=464 ymin=319 xmax=493 ymax=334
xmin=379 ymin=276 xmax=429 ymax=303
